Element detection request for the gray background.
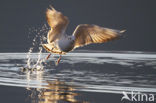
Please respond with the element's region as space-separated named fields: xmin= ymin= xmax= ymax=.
xmin=0 ymin=0 xmax=155 ymax=52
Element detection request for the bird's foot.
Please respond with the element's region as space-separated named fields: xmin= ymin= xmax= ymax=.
xmin=55 ymin=55 xmax=62 ymax=66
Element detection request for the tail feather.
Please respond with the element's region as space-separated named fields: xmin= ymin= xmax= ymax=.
xmin=42 ymin=44 xmax=66 ymax=54
xmin=42 ymin=44 xmax=53 ymax=52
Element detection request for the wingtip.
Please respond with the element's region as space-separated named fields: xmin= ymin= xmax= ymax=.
xmin=49 ymin=5 xmax=56 ymax=11
xmin=120 ymin=30 xmax=126 ymax=33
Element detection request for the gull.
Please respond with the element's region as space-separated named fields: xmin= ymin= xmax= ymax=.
xmin=42 ymin=6 xmax=125 ymax=65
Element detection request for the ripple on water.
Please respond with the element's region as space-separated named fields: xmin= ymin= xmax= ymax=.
xmin=0 ymin=51 xmax=156 ymax=94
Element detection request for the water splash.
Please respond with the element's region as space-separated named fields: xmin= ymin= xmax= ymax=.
xmin=33 ymin=47 xmax=46 ymax=70
xmin=26 ymin=23 xmax=50 ymax=70
xmin=26 ymin=47 xmax=33 ymax=68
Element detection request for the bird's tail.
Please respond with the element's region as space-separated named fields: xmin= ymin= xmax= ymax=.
xmin=42 ymin=44 xmax=66 ymax=54
xmin=42 ymin=44 xmax=53 ymax=53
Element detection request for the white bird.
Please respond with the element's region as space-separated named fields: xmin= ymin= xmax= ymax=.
xmin=42 ymin=6 xmax=125 ymax=65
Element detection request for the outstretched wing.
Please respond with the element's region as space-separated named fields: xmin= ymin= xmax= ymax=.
xmin=46 ymin=6 xmax=69 ymax=43
xmin=73 ymin=24 xmax=125 ymax=48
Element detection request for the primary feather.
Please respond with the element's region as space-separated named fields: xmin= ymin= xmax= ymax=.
xmin=46 ymin=6 xmax=69 ymax=43
xmin=73 ymin=24 xmax=124 ymax=49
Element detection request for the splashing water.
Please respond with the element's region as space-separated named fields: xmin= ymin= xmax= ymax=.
xmin=26 ymin=23 xmax=50 ymax=70
xmin=32 ymin=47 xmax=45 ymax=70
xmin=26 ymin=47 xmax=33 ymax=68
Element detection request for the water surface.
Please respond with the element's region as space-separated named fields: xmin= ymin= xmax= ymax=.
xmin=0 ymin=51 xmax=156 ymax=102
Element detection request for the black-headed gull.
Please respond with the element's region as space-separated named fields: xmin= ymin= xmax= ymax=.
xmin=42 ymin=6 xmax=125 ymax=65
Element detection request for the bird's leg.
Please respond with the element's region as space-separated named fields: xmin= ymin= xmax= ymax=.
xmin=46 ymin=48 xmax=53 ymax=60
xmin=55 ymin=55 xmax=62 ymax=65
xmin=46 ymin=53 xmax=51 ymax=60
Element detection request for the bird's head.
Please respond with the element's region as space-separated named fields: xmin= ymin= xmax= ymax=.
xmin=68 ymin=36 xmax=75 ymax=43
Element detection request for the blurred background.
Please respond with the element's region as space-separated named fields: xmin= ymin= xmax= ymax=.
xmin=0 ymin=0 xmax=155 ymax=52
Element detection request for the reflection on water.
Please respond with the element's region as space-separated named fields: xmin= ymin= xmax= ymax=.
xmin=26 ymin=71 xmax=88 ymax=103
xmin=39 ymin=80 xmax=78 ymax=103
